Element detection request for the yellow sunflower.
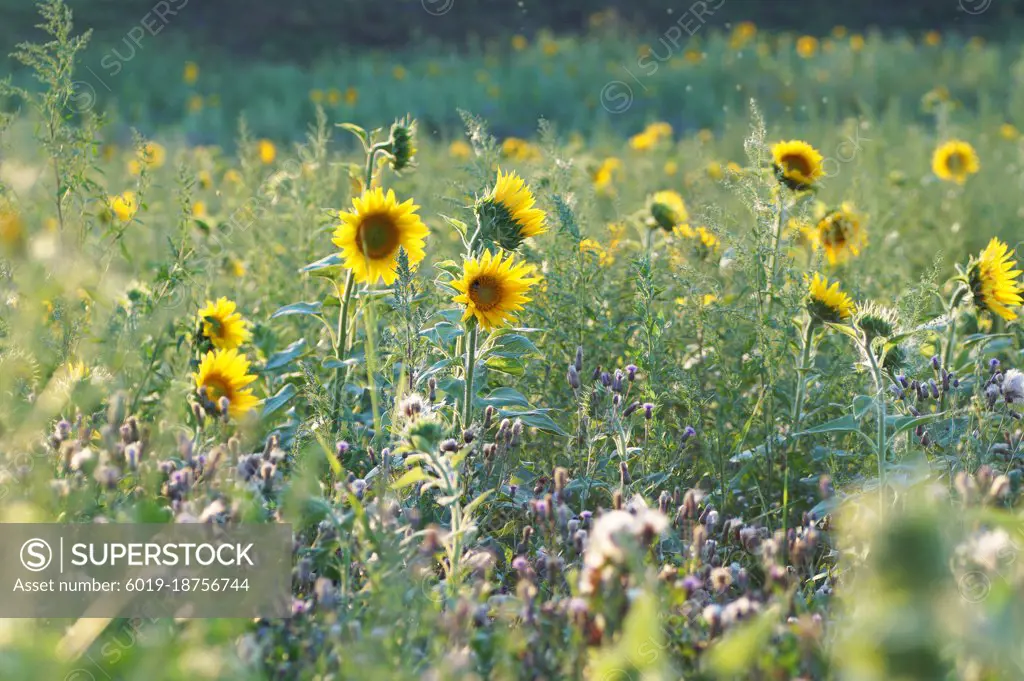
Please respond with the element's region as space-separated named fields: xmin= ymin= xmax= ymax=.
xmin=109 ymin=191 xmax=138 ymax=222
xmin=968 ymin=238 xmax=1023 ymax=321
xmin=0 ymin=205 xmax=23 ymax=249
xmin=451 ymin=250 xmax=542 ymax=331
xmin=805 ymin=272 xmax=855 ymax=324
xmin=332 ymin=187 xmax=429 ymax=285
xmin=476 ymin=170 xmax=547 ymax=250
xmin=932 ymin=140 xmax=979 ymax=184
xmin=772 ymin=140 xmax=824 ymax=191
xmin=198 ymin=297 xmax=251 ymax=350
xmin=815 ymin=202 xmax=867 ymax=265
xmin=194 ymin=349 xmax=260 ymax=420
xmin=649 ymin=190 xmax=688 ymax=231
xmin=258 ymin=139 xmax=277 ymax=165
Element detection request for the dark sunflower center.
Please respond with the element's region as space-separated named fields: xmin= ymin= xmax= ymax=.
xmin=356 ymin=214 xmax=400 ymax=259
xmin=823 ymin=217 xmax=849 ymax=246
xmin=946 ymin=152 xmax=965 ymax=174
xmin=201 ymin=373 xmax=233 ymax=403
xmin=780 ymin=153 xmax=812 ymax=177
xmin=205 ymin=316 xmax=226 ymax=340
xmin=469 ymin=276 xmax=503 ymax=311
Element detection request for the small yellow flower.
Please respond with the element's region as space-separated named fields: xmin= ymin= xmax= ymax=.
xmin=850 ymin=34 xmax=865 ymax=52
xmin=223 ymin=169 xmax=242 ymax=186
xmin=392 ymin=65 xmax=407 ymax=80
xmin=197 ymin=169 xmax=213 ymax=190
xmin=924 ymin=31 xmax=941 ymax=47
xmin=198 ymin=297 xmax=251 ymax=350
xmin=706 ymin=161 xmax=723 ymax=180
xmin=501 ymin=137 xmax=541 ymax=161
xmin=183 ymin=61 xmax=199 ymax=85
xmin=327 ymin=88 xmax=342 ymax=106
xmin=730 ymin=21 xmax=757 ymax=47
xmin=1000 ymin=123 xmax=1020 ymax=141
xmin=449 ymin=139 xmax=472 ymax=159
xmin=309 ymin=89 xmax=324 ymax=104
xmin=806 ymin=272 xmax=855 ymax=323
xmin=345 ymin=87 xmax=358 ymax=105
xmin=258 ymin=139 xmax=277 ymax=165
xmin=542 ymin=40 xmax=559 ymax=57
xmin=451 ymin=250 xmax=542 ymax=331
xmin=109 ymin=191 xmax=138 ymax=222
xmin=831 ymin=25 xmax=848 ymax=39
xmin=772 ymin=140 xmax=824 ymax=191
xmin=333 ymin=187 xmax=429 ymax=285
xmin=593 ymin=157 xmax=622 ymax=192
xmin=932 ymin=140 xmax=979 ymax=184
xmin=194 ymin=349 xmax=260 ymax=420
xmin=663 ymin=160 xmax=679 ymax=176
xmin=140 ymin=141 xmax=166 ymax=169
xmin=228 ymin=258 xmax=246 ymax=278
xmin=187 ymin=94 xmax=203 ymax=113
xmin=580 ymin=238 xmax=614 ymax=266
xmin=512 ymin=34 xmax=528 ymax=51
xmin=968 ymin=238 xmax=1024 ymax=321
xmin=193 ymin=201 xmax=208 ymax=219
xmin=796 ymin=36 xmax=819 ymax=58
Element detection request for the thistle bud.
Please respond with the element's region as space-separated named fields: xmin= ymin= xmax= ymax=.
xmin=591 ymin=366 xmax=602 ymax=381
xmin=567 ymin=364 xmax=581 ymax=390
xmin=626 ymin=364 xmax=638 ymax=381
xmin=682 ymin=425 xmax=697 ymax=444
xmin=623 ymin=401 xmax=641 ymax=417
xmin=612 ymin=370 xmax=624 ymax=393
xmin=600 ymin=371 xmax=612 ymax=387
xmin=643 ymin=402 xmax=655 ymax=420
xmin=619 ymin=461 xmax=631 ymax=486
xmin=930 ymin=355 xmax=940 ymax=371
xmin=440 ymin=438 xmax=459 ymax=452
xmin=574 ymin=346 xmax=584 ymax=373
xmin=462 ymin=429 xmax=475 ymax=444
xmin=554 ymin=467 xmax=568 ymax=494
xmin=612 ymin=489 xmax=623 ymax=509
xmin=428 ymin=377 xmax=437 ymax=403
xmin=335 ymin=441 xmax=350 ymax=458
xmin=483 ymin=405 xmax=495 ymax=430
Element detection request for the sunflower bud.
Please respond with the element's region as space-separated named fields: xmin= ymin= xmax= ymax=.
xmin=386 ymin=116 xmax=417 ymax=172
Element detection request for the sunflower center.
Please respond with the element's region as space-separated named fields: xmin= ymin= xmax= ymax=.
xmin=780 ymin=153 xmax=812 ymax=177
xmin=469 ymin=275 xmax=503 ymax=311
xmin=946 ymin=152 xmax=965 ymax=174
xmin=356 ymin=214 xmax=401 ymax=259
xmin=200 ymin=373 xmax=233 ymax=403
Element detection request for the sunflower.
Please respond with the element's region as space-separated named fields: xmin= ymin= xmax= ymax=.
xmin=932 ymin=140 xmax=979 ymax=184
xmin=772 ymin=140 xmax=824 ymax=191
xmin=968 ymin=238 xmax=1023 ymax=321
xmin=333 ymin=187 xmax=429 ymax=285
xmin=0 ymin=205 xmax=23 ymax=250
xmin=476 ymin=170 xmax=547 ymax=251
xmin=815 ymin=202 xmax=867 ymax=265
xmin=649 ymin=190 xmax=688 ymax=231
xmin=193 ymin=349 xmax=260 ymax=420
xmin=805 ymin=272 xmax=855 ymax=324
xmin=673 ymin=224 xmax=719 ymax=259
xmin=451 ymin=250 xmax=542 ymax=331
xmin=198 ymin=297 xmax=251 ymax=350
xmin=258 ymin=139 xmax=277 ymax=165
xmin=109 ymin=191 xmax=138 ymax=222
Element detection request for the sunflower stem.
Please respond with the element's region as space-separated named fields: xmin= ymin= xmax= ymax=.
xmin=864 ymin=334 xmax=888 ymax=517
xmin=939 ymin=303 xmax=959 ymax=413
xmin=783 ymin=318 xmax=816 ymax=551
xmin=332 ymin=271 xmax=356 ymax=432
xmin=462 ymin=322 xmax=479 ymax=429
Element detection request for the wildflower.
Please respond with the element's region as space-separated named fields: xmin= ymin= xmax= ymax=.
xmin=186 ymin=94 xmax=203 ymax=113
xmin=386 ymin=117 xmax=417 ymax=172
xmin=392 ymin=65 xmax=407 ymax=80
xmin=730 ymin=21 xmax=757 ymax=47
xmin=193 ymin=349 xmax=259 ymax=420
xmin=850 ymin=34 xmax=865 ymax=51
xmin=592 ymin=157 xmax=621 ymax=193
xmin=500 ymin=137 xmax=540 ymax=161
xmin=109 ymin=191 xmax=138 ymax=222
xmin=512 ymin=34 xmax=528 ymax=51
xmin=706 ymin=161 xmax=723 ymax=180
xmin=1000 ymin=123 xmax=1020 ymax=140
xmin=643 ymin=403 xmax=654 ymax=419
xmin=309 ymin=89 xmax=324 ymax=104
xmin=805 ymin=272 xmax=855 ymax=324
xmin=772 ymin=140 xmax=823 ymax=191
xmin=663 ymin=160 xmax=678 ymax=176
xmin=257 ymin=139 xmax=277 ymax=165
xmin=649 ymin=190 xmax=688 ymax=231
xmin=580 ymin=238 xmax=613 ymax=266
xmin=140 ymin=141 xmax=166 ymax=169
xmin=344 ymin=87 xmax=358 ymax=105
xmin=333 ymin=187 xmax=429 ymax=285
xmin=475 ymin=170 xmax=547 ymax=251
xmin=198 ymin=297 xmax=251 ymax=350
xmin=674 ymin=224 xmax=720 ymax=259
xmin=448 ymin=139 xmax=472 ymax=159
xmin=815 ymin=202 xmax=867 ymax=265
xmin=223 ymin=169 xmax=242 ymax=186
xmin=796 ymin=36 xmax=819 ymax=58
xmin=932 ymin=140 xmax=979 ymax=184
xmin=967 ymin=238 xmax=1023 ymax=321
xmin=193 ymin=201 xmax=207 ymax=219
xmin=924 ymin=30 xmax=941 ymax=46
xmin=450 ymin=250 xmax=542 ymax=331
xmin=832 ymin=25 xmax=847 ymax=38
xmin=183 ymin=61 xmax=199 ymax=85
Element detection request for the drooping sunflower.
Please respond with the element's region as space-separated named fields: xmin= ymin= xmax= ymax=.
xmin=451 ymin=250 xmax=542 ymax=331
xmin=815 ymin=202 xmax=867 ymax=265
xmin=193 ymin=349 xmax=260 ymax=420
xmin=968 ymin=238 xmax=1023 ymax=321
xmin=649 ymin=190 xmax=688 ymax=231
xmin=772 ymin=140 xmax=824 ymax=191
xmin=932 ymin=140 xmax=979 ymax=184
xmin=333 ymin=187 xmax=429 ymax=285
xmin=198 ymin=297 xmax=251 ymax=350
xmin=475 ymin=170 xmax=547 ymax=251
xmin=805 ymin=272 xmax=855 ymax=324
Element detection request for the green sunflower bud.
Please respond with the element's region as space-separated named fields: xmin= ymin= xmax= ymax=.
xmin=387 ymin=116 xmax=417 ymax=172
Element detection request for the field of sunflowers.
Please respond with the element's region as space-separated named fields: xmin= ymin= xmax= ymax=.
xmin=3 ymin=1 xmax=1024 ymax=679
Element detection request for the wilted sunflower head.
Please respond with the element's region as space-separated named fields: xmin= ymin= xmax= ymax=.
xmin=198 ymin=297 xmax=251 ymax=351
xmin=932 ymin=140 xmax=979 ymax=184
xmin=967 ymin=238 xmax=1023 ymax=321
xmin=451 ymin=249 xmax=542 ymax=331
xmin=193 ymin=349 xmax=260 ymax=420
xmin=333 ymin=187 xmax=429 ymax=285
xmin=387 ymin=116 xmax=417 ymax=172
xmin=771 ymin=140 xmax=824 ymax=191
xmin=856 ymin=302 xmax=899 ymax=341
xmin=475 ymin=170 xmax=547 ymax=251
xmin=816 ymin=202 xmax=867 ymax=265
xmin=649 ymin=190 xmax=688 ymax=231
xmin=805 ymin=272 xmax=855 ymax=324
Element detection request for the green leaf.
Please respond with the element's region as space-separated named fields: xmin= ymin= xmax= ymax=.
xmin=887 ymin=411 xmax=949 ymax=443
xmin=434 ymin=259 xmax=463 ymax=278
xmin=440 ymin=214 xmax=468 ymax=239
xmin=483 ymin=333 xmax=540 ymax=359
xmin=484 ymin=355 xmax=526 ymax=377
xmin=794 ymin=414 xmax=861 ymax=436
xmin=392 ymin=467 xmax=431 ymax=490
xmin=498 ymin=408 xmax=568 ymax=436
xmin=477 ymin=387 xmax=530 ymax=409
xmin=262 ymin=383 xmax=297 ymax=417
xmin=853 ymin=395 xmax=875 ymax=419
xmin=265 ymin=339 xmax=307 ymax=371
xmin=301 ymin=253 xmax=346 ymax=278
xmin=337 ymin=123 xmax=369 ymax=149
xmin=271 ymin=301 xmax=323 ymax=319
